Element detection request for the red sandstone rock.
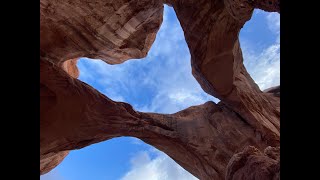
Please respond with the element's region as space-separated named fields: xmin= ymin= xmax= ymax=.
xmin=264 ymin=86 xmax=280 ymax=98
xmin=169 ymin=0 xmax=280 ymax=147
xmin=40 ymin=59 xmax=279 ymax=179
xmin=226 ymin=146 xmax=280 ymax=180
xmin=40 ymin=0 xmax=163 ymax=64
xmin=40 ymin=151 xmax=69 ymax=175
xmin=40 ymin=0 xmax=280 ymax=179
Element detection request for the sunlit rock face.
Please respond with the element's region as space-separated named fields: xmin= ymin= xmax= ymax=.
xmin=40 ymin=0 xmax=280 ymax=179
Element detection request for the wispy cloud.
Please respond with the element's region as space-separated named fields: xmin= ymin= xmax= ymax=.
xmin=266 ymin=12 xmax=280 ymax=35
xmin=242 ymin=11 xmax=280 ymax=91
xmin=120 ymin=149 xmax=198 ymax=180
xmin=128 ymin=137 xmax=144 ymax=145
xmin=243 ymin=43 xmax=280 ymax=91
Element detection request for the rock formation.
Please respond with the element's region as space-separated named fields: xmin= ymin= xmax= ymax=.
xmin=226 ymin=146 xmax=280 ymax=180
xmin=40 ymin=0 xmax=280 ymax=179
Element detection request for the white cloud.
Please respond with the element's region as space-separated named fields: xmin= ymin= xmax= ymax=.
xmin=243 ymin=43 xmax=280 ymax=91
xmin=120 ymin=150 xmax=198 ymax=180
xmin=242 ymin=12 xmax=280 ymax=91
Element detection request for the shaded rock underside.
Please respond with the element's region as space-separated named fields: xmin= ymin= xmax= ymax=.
xmin=40 ymin=0 xmax=280 ymax=179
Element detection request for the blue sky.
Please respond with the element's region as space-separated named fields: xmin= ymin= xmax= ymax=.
xmin=41 ymin=5 xmax=280 ymax=180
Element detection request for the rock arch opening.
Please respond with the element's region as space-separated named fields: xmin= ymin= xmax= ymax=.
xmin=75 ymin=5 xmax=218 ymax=114
xmin=40 ymin=0 xmax=280 ymax=179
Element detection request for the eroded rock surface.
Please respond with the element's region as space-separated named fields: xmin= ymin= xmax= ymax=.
xmin=40 ymin=0 xmax=163 ymax=64
xmin=226 ymin=146 xmax=280 ymax=180
xmin=40 ymin=0 xmax=280 ymax=179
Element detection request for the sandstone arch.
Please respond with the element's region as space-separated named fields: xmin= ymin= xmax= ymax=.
xmin=40 ymin=0 xmax=280 ymax=179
